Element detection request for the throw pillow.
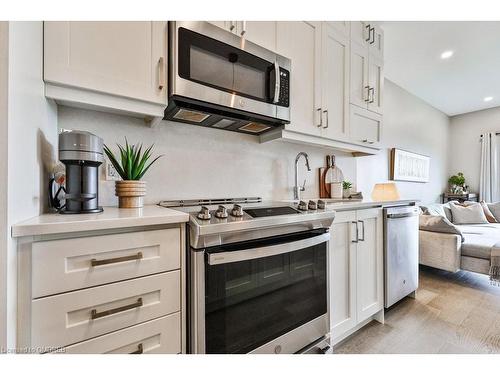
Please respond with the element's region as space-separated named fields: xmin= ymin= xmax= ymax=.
xmin=419 ymin=215 xmax=464 ymax=242
xmin=479 ymin=201 xmax=498 ymax=223
xmin=449 ymin=202 xmax=488 ymax=224
xmin=487 ymin=202 xmax=500 ymax=223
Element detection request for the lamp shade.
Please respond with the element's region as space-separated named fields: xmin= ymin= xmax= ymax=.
xmin=371 ymin=183 xmax=400 ymax=201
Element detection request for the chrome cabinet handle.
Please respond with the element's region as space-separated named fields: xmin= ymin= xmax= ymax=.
xmin=317 ymin=108 xmax=323 ymax=127
xmin=240 ymin=21 xmax=246 ymax=36
xmin=351 ymin=221 xmax=359 ymax=243
xmin=130 ymin=343 xmax=144 ymax=354
xmin=364 ymin=86 xmax=370 ymax=102
xmin=158 ymin=57 xmax=165 ymax=90
xmin=369 ymin=87 xmax=375 ymax=103
xmin=91 ymin=298 xmax=143 ymax=320
xmin=90 ymin=252 xmax=143 ymax=267
xmin=273 ymin=61 xmax=281 ymax=103
xmin=365 ymin=24 xmax=371 ymax=42
xmin=323 ymin=109 xmax=329 ymax=129
xmin=358 ymin=220 xmax=365 ymax=241
xmin=229 ymin=21 xmax=235 ymax=31
xmin=362 ymin=139 xmax=375 ymax=145
xmin=370 ymin=27 xmax=375 ymax=44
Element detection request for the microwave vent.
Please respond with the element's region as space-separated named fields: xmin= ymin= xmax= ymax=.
xmin=239 ymin=122 xmax=271 ymax=134
xmin=173 ymin=108 xmax=210 ymax=123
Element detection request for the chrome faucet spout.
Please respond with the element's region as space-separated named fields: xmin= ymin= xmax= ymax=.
xmin=294 ymin=152 xmax=311 ymax=201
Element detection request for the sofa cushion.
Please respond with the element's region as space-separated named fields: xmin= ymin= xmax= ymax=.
xmin=458 ymin=223 xmax=500 ymax=260
xmin=420 ymin=203 xmax=453 ymax=221
xmin=419 ymin=215 xmax=464 ymax=241
xmin=449 ymin=202 xmax=488 ymax=224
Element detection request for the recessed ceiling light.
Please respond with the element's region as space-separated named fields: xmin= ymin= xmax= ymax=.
xmin=440 ymin=50 xmax=454 ymax=59
xmin=484 ymin=96 xmax=493 ymax=102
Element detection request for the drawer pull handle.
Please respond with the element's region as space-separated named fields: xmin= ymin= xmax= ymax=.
xmin=130 ymin=343 xmax=144 ymax=354
xmin=90 ymin=252 xmax=143 ymax=267
xmin=91 ymin=298 xmax=143 ymax=320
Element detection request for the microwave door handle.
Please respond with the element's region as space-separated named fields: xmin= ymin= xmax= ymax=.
xmin=273 ymin=61 xmax=281 ymax=103
xmin=207 ymin=232 xmax=330 ymax=265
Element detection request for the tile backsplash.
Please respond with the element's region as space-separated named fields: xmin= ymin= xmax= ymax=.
xmin=58 ymin=106 xmax=357 ymax=206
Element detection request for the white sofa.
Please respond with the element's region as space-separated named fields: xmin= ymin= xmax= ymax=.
xmin=419 ymin=223 xmax=499 ymax=275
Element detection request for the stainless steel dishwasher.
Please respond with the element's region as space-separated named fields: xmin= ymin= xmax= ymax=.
xmin=384 ymin=205 xmax=419 ymax=308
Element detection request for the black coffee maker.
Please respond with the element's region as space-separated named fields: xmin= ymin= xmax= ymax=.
xmin=50 ymin=130 xmax=104 ymax=214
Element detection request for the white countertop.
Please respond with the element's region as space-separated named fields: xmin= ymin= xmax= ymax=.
xmin=325 ymin=199 xmax=418 ymax=211
xmin=12 ymin=205 xmax=189 ymax=238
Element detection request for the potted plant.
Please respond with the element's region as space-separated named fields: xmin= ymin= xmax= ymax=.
xmin=104 ymin=140 xmax=162 ymax=208
xmin=448 ymin=172 xmax=466 ymax=194
xmin=343 ymin=181 xmax=353 ymax=198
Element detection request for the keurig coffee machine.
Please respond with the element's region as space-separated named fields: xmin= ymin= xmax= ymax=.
xmin=50 ymin=130 xmax=104 ymax=214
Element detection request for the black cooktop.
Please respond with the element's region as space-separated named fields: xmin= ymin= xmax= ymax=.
xmin=245 ymin=206 xmax=299 ymax=218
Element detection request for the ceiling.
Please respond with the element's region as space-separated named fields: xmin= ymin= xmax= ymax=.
xmin=381 ymin=22 xmax=500 ymax=116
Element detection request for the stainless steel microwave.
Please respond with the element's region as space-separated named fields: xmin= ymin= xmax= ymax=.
xmin=165 ymin=21 xmax=291 ymax=135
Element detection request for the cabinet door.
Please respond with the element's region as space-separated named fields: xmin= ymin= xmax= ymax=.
xmin=321 ymin=23 xmax=350 ymax=141
xmin=350 ymin=105 xmax=382 ymax=146
xmin=356 ymin=208 xmax=384 ymax=322
xmin=277 ymin=21 xmax=322 ymax=137
xmin=349 ymin=41 xmax=369 ymax=109
xmin=369 ymin=24 xmax=384 ymax=60
xmin=326 ymin=21 xmax=350 ymax=36
xmin=241 ymin=21 xmax=276 ymax=52
xmin=44 ymin=21 xmax=167 ymax=105
xmin=350 ymin=21 xmax=370 ymax=47
xmin=368 ymin=55 xmax=384 ymax=114
xmin=329 ymin=211 xmax=357 ymax=341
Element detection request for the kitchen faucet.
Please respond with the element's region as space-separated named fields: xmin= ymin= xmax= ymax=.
xmin=294 ymin=152 xmax=311 ymax=201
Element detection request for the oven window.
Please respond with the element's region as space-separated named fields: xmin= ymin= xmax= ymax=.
xmin=178 ymin=27 xmax=273 ymax=103
xmin=204 ymin=243 xmax=327 ymax=354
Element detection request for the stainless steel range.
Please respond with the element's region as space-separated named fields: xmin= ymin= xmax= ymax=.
xmin=159 ymin=197 xmax=335 ymax=354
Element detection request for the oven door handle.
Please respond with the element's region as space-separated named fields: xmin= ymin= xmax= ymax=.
xmin=207 ymin=232 xmax=330 ymax=265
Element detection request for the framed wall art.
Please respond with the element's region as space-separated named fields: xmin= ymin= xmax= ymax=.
xmin=390 ymin=148 xmax=430 ymax=183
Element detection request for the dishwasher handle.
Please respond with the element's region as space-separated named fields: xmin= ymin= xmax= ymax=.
xmin=386 ymin=212 xmax=418 ymax=219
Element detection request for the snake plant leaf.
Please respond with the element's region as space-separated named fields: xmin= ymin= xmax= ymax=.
xmin=103 ymin=140 xmax=162 ymax=181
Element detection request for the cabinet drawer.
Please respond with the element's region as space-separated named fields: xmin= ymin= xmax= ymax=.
xmin=32 ymin=271 xmax=180 ymax=349
xmin=32 ymin=228 xmax=180 ymax=298
xmin=57 ymin=313 xmax=181 ymax=354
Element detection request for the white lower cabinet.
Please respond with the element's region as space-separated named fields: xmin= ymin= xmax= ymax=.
xmin=17 ymin=224 xmax=186 ymax=354
xmin=329 ymin=208 xmax=384 ymax=345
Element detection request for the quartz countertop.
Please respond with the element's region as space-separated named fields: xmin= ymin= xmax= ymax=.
xmin=12 ymin=205 xmax=189 ymax=238
xmin=325 ymin=199 xmax=418 ymax=211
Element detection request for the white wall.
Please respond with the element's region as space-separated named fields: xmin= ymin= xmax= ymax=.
xmin=6 ymin=21 xmax=58 ymax=348
xmin=0 ymin=21 xmax=8 ymax=352
xmin=449 ymin=106 xmax=500 ymax=193
xmin=58 ymin=107 xmax=356 ymax=205
xmin=356 ymin=80 xmax=450 ymax=204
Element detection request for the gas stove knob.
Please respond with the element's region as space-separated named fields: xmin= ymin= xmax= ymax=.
xmin=231 ymin=204 xmax=244 ymax=217
xmin=317 ymin=199 xmax=326 ymax=209
xmin=297 ymin=201 xmax=308 ymax=211
xmin=197 ymin=206 xmax=211 ymax=220
xmin=215 ymin=205 xmax=228 ymax=219
xmin=308 ymin=200 xmax=317 ymax=210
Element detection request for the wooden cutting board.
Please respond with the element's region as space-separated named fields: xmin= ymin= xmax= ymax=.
xmin=319 ymin=167 xmax=329 ymax=199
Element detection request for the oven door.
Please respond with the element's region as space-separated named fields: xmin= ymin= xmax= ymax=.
xmin=190 ymin=229 xmax=329 ymax=354
xmin=170 ymin=21 xmax=291 ymax=122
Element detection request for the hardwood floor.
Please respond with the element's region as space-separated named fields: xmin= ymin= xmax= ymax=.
xmin=333 ymin=266 xmax=500 ymax=354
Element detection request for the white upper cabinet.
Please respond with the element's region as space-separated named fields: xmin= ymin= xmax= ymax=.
xmin=350 ymin=105 xmax=382 ymax=146
xmin=321 ymin=23 xmax=350 ymax=141
xmin=349 ymin=40 xmax=369 ymax=109
xmin=44 ymin=21 xmax=168 ymax=121
xmin=277 ymin=21 xmax=322 ymax=137
xmin=208 ymin=21 xmax=277 ymax=52
xmin=242 ymin=21 xmax=277 ymax=52
xmin=368 ymin=55 xmax=384 ymax=114
xmin=349 ymin=21 xmax=384 ymax=115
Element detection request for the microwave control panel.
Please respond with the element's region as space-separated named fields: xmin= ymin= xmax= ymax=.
xmin=278 ymin=68 xmax=290 ymax=107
